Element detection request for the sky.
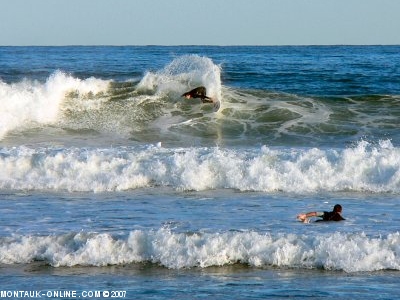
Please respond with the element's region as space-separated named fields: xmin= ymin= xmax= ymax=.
xmin=1 ymin=0 xmax=400 ymax=46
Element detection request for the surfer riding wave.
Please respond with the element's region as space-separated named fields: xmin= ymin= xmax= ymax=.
xmin=181 ymin=86 xmax=213 ymax=103
xmin=181 ymin=86 xmax=221 ymax=111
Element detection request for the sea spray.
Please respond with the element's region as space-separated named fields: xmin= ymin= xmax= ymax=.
xmin=137 ymin=55 xmax=222 ymax=102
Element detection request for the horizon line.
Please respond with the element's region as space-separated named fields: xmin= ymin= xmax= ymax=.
xmin=1 ymin=44 xmax=400 ymax=47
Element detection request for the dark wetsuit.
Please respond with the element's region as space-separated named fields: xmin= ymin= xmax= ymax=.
xmin=181 ymin=86 xmax=213 ymax=103
xmin=316 ymin=211 xmax=345 ymax=222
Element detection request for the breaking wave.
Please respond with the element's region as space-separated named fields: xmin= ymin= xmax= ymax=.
xmin=0 ymin=140 xmax=399 ymax=193
xmin=1 ymin=229 xmax=399 ymax=272
xmin=0 ymin=71 xmax=110 ymax=140
xmin=1 ymin=54 xmax=399 ymax=147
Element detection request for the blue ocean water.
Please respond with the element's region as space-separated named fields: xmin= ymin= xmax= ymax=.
xmin=0 ymin=46 xmax=400 ymax=299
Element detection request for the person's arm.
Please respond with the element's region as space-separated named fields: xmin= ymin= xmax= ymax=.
xmin=297 ymin=211 xmax=324 ymax=221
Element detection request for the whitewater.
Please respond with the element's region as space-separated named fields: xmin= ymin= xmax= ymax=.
xmin=0 ymin=46 xmax=399 ymax=299
xmin=0 ymin=141 xmax=399 ymax=193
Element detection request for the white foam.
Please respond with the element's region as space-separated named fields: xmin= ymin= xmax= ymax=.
xmin=137 ymin=55 xmax=222 ymax=103
xmin=0 ymin=229 xmax=399 ymax=272
xmin=0 ymin=140 xmax=399 ymax=193
xmin=0 ymin=71 xmax=110 ymax=140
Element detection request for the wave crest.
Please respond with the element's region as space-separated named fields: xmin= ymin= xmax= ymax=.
xmin=0 ymin=71 xmax=110 ymax=140
xmin=1 ymin=229 xmax=399 ymax=272
xmin=0 ymin=140 xmax=399 ymax=193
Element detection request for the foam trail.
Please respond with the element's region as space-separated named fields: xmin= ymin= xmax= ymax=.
xmin=0 ymin=229 xmax=399 ymax=272
xmin=0 ymin=71 xmax=110 ymax=139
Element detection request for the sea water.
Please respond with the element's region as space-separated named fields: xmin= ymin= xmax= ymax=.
xmin=0 ymin=46 xmax=399 ymax=299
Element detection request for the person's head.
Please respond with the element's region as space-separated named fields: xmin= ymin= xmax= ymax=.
xmin=333 ymin=204 xmax=342 ymax=213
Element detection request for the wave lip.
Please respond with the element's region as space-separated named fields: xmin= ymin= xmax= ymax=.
xmin=1 ymin=229 xmax=399 ymax=272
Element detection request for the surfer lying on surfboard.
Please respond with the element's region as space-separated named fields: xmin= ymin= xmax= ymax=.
xmin=181 ymin=86 xmax=213 ymax=103
xmin=297 ymin=204 xmax=345 ymax=223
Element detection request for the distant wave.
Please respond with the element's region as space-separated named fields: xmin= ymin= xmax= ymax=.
xmin=1 ymin=229 xmax=399 ymax=272
xmin=0 ymin=140 xmax=399 ymax=193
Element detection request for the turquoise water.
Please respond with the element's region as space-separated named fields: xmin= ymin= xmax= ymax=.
xmin=0 ymin=46 xmax=399 ymax=299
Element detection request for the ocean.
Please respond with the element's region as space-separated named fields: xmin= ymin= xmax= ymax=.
xmin=0 ymin=45 xmax=399 ymax=299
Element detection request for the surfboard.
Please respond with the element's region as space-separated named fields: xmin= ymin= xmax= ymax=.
xmin=299 ymin=218 xmax=310 ymax=223
xmin=213 ymin=100 xmax=221 ymax=112
xmin=297 ymin=215 xmax=309 ymax=223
